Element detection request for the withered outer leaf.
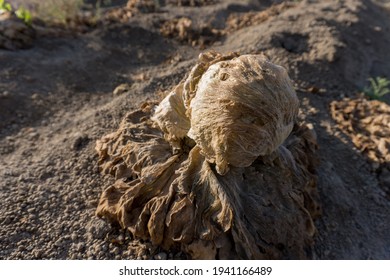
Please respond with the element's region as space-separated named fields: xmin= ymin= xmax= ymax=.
xmin=96 ymin=106 xmax=235 ymax=257
xmin=151 ymin=84 xmax=189 ymax=140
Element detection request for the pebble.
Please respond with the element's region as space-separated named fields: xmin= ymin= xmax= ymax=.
xmin=18 ymin=245 xmax=26 ymax=251
xmin=76 ymin=243 xmax=85 ymax=252
xmin=31 ymin=93 xmax=39 ymax=100
xmin=113 ymin=84 xmax=131 ymax=96
xmin=87 ymin=218 xmax=108 ymax=239
xmin=101 ymin=243 xmax=108 ymax=252
xmin=42 ymin=202 xmax=50 ymax=210
xmin=154 ymin=252 xmax=167 ymax=260
xmin=54 ymin=239 xmax=63 ymax=247
xmin=378 ymin=138 xmax=388 ymax=156
xmin=63 ymin=234 xmax=71 ymax=241
xmin=1 ymin=91 xmax=10 ymax=98
xmin=72 ymin=133 xmax=89 ymax=151
xmin=112 ymin=247 xmax=120 ymax=255
xmin=33 ymin=249 xmax=42 ymax=258
xmin=71 ymin=233 xmax=78 ymax=241
xmin=3 ymin=217 xmax=11 ymax=225
xmin=117 ymin=234 xmax=125 ymax=243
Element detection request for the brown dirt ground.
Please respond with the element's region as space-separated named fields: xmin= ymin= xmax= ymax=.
xmin=0 ymin=0 xmax=389 ymax=259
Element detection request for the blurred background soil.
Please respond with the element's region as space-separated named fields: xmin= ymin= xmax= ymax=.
xmin=0 ymin=0 xmax=389 ymax=259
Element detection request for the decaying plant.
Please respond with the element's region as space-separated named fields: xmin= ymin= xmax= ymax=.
xmin=330 ymin=97 xmax=390 ymax=193
xmin=160 ymin=17 xmax=223 ymax=48
xmin=95 ymin=51 xmax=320 ymax=259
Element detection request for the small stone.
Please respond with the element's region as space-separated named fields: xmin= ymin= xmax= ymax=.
xmin=307 ymin=86 xmax=319 ymax=93
xmin=1 ymin=91 xmax=10 ymax=98
xmin=87 ymin=218 xmax=108 ymax=239
xmin=17 ymin=175 xmax=26 ymax=183
xmin=76 ymin=243 xmax=85 ymax=252
xmin=154 ymin=252 xmax=167 ymax=260
xmin=112 ymin=246 xmax=120 ymax=255
xmin=113 ymin=84 xmax=131 ymax=96
xmin=33 ymin=249 xmax=42 ymax=258
xmin=31 ymin=93 xmax=39 ymax=100
xmin=378 ymin=138 xmax=388 ymax=156
xmin=3 ymin=217 xmax=11 ymax=225
xmin=18 ymin=245 xmax=26 ymax=251
xmin=319 ymin=88 xmax=327 ymax=93
xmin=71 ymin=233 xmax=78 ymax=241
xmin=94 ymin=243 xmax=102 ymax=252
xmin=117 ymin=234 xmax=125 ymax=242
xmin=5 ymin=136 xmax=15 ymax=142
xmin=29 ymin=131 xmax=39 ymax=140
xmin=42 ymin=202 xmax=49 ymax=210
xmin=63 ymin=234 xmax=71 ymax=241
xmin=72 ymin=133 xmax=89 ymax=151
xmin=54 ymin=239 xmax=63 ymax=247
